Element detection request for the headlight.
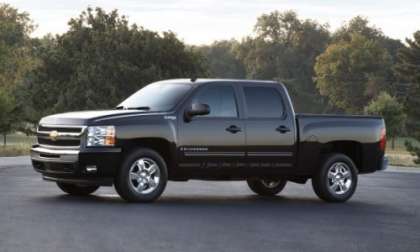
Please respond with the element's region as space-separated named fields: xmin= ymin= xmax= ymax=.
xmin=87 ymin=126 xmax=115 ymax=147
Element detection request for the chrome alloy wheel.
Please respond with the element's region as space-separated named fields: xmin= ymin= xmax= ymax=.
xmin=327 ymin=162 xmax=352 ymax=195
xmin=128 ymin=158 xmax=161 ymax=194
xmin=261 ymin=179 xmax=282 ymax=189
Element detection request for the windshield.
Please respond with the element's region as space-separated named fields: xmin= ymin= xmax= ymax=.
xmin=117 ymin=82 xmax=192 ymax=111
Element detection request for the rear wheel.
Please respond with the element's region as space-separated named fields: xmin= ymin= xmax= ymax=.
xmin=114 ymin=148 xmax=168 ymax=203
xmin=312 ymin=153 xmax=358 ymax=202
xmin=56 ymin=182 xmax=99 ymax=196
xmin=247 ymin=178 xmax=287 ymax=196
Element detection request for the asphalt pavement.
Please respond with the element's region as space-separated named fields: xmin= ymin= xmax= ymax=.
xmin=0 ymin=158 xmax=419 ymax=252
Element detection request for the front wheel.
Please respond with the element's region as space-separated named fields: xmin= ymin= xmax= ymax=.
xmin=56 ymin=182 xmax=99 ymax=196
xmin=114 ymin=148 xmax=168 ymax=203
xmin=247 ymin=178 xmax=287 ymax=196
xmin=312 ymin=153 xmax=358 ymax=203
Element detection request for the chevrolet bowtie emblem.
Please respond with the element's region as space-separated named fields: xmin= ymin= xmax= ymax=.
xmin=49 ymin=130 xmax=59 ymax=141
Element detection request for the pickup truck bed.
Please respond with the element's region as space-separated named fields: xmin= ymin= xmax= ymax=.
xmin=296 ymin=114 xmax=386 ymax=175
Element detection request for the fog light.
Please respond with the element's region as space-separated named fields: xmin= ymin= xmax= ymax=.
xmin=86 ymin=165 xmax=97 ymax=173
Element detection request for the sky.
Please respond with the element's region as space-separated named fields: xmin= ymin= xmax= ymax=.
xmin=6 ymin=0 xmax=420 ymax=45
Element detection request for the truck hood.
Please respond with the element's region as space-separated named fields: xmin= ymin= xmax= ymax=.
xmin=39 ymin=110 xmax=162 ymax=125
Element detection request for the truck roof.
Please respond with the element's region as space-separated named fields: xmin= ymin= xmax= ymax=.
xmin=158 ymin=78 xmax=279 ymax=85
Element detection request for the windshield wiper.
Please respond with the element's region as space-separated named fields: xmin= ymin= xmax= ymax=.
xmin=115 ymin=106 xmax=151 ymax=110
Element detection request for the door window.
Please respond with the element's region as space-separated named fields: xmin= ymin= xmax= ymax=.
xmin=243 ymin=87 xmax=284 ymax=118
xmin=192 ymin=85 xmax=238 ymax=118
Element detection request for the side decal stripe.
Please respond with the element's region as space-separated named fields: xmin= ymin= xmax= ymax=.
xmin=247 ymin=152 xmax=293 ymax=157
xmin=183 ymin=152 xmax=293 ymax=157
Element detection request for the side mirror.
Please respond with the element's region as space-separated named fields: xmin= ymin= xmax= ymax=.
xmin=184 ymin=103 xmax=210 ymax=122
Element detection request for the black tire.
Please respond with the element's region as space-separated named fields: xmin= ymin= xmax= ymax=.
xmin=247 ymin=178 xmax=287 ymax=196
xmin=56 ymin=182 xmax=99 ymax=196
xmin=312 ymin=153 xmax=358 ymax=203
xmin=114 ymin=148 xmax=168 ymax=203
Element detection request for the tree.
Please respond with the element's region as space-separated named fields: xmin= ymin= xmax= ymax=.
xmin=364 ymin=92 xmax=406 ymax=149
xmin=234 ymin=10 xmax=330 ymax=113
xmin=195 ymin=40 xmax=245 ymax=78
xmin=333 ymin=16 xmax=383 ymax=43
xmin=0 ymin=4 xmax=36 ymax=143
xmin=314 ymin=33 xmax=392 ymax=113
xmin=23 ymin=7 xmax=207 ymax=119
xmin=333 ymin=16 xmax=404 ymax=97
xmin=0 ymin=89 xmax=15 ymax=145
xmin=394 ymin=31 xmax=420 ymax=163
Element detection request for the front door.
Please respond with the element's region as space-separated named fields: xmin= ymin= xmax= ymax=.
xmin=177 ymin=84 xmax=245 ymax=173
xmin=241 ymin=84 xmax=296 ymax=172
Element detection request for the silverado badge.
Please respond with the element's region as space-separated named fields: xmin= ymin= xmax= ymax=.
xmin=49 ymin=130 xmax=59 ymax=141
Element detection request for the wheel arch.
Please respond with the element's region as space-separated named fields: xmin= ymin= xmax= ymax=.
xmin=122 ymin=137 xmax=176 ymax=175
xmin=320 ymin=140 xmax=363 ymax=172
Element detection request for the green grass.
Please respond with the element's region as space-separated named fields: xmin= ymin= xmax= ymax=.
xmin=4 ymin=133 xmax=36 ymax=146
xmin=387 ymin=137 xmax=420 ymax=153
xmin=0 ymin=133 xmax=34 ymax=157
xmin=0 ymin=144 xmax=31 ymax=157
xmin=386 ymin=137 xmax=420 ymax=167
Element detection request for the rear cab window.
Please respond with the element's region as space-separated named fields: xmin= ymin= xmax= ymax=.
xmin=243 ymin=86 xmax=285 ymax=118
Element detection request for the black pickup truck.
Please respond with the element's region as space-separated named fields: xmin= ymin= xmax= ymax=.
xmin=31 ymin=79 xmax=387 ymax=203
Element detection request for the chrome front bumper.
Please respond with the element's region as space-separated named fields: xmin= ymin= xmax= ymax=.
xmin=31 ymin=146 xmax=79 ymax=163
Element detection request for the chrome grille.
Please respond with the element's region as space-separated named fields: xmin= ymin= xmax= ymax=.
xmin=37 ymin=125 xmax=86 ymax=149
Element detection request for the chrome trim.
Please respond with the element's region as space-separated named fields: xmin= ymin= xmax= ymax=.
xmin=129 ymin=158 xmax=161 ymax=194
xmin=184 ymin=152 xmax=246 ymax=157
xmin=38 ymin=124 xmax=87 ymax=128
xmin=183 ymin=152 xmax=293 ymax=157
xmin=37 ymin=135 xmax=83 ymax=141
xmin=38 ymin=144 xmax=80 ymax=150
xmin=327 ymin=162 xmax=352 ymax=195
xmin=37 ymin=125 xmax=87 ymax=137
xmin=31 ymin=146 xmax=79 ymax=163
xmin=37 ymin=131 xmax=84 ymax=137
xmin=42 ymin=176 xmax=114 ymax=186
xmin=247 ymin=152 xmax=293 ymax=157
xmin=36 ymin=125 xmax=86 ymax=148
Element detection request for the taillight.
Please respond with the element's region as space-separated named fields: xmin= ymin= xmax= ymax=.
xmin=379 ymin=128 xmax=386 ymax=152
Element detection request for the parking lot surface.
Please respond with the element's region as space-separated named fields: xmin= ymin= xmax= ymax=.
xmin=0 ymin=164 xmax=419 ymax=252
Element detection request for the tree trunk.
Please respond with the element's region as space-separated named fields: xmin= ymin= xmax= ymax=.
xmin=3 ymin=133 xmax=6 ymax=146
xmin=391 ymin=137 xmax=395 ymax=150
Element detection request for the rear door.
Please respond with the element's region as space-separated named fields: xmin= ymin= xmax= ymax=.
xmin=240 ymin=84 xmax=296 ymax=172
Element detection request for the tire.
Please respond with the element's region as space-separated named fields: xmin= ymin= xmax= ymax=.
xmin=114 ymin=148 xmax=168 ymax=203
xmin=312 ymin=153 xmax=358 ymax=203
xmin=247 ymin=178 xmax=287 ymax=196
xmin=56 ymin=182 xmax=99 ymax=196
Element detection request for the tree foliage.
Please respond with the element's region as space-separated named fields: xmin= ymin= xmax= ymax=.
xmin=333 ymin=16 xmax=383 ymax=43
xmin=0 ymin=4 xmax=35 ymax=89
xmin=235 ymin=11 xmax=330 ymax=113
xmin=333 ymin=16 xmax=404 ymax=95
xmin=364 ymin=92 xmax=406 ymax=149
xmin=315 ymin=33 xmax=392 ymax=113
xmin=195 ymin=40 xmax=245 ymax=78
xmin=0 ymin=89 xmax=15 ymax=145
xmin=23 ymin=7 xmax=207 ymax=119
xmin=394 ymin=31 xmax=420 ymax=163
xmin=0 ymin=4 xmax=36 ymax=141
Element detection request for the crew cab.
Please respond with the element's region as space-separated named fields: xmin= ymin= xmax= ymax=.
xmin=31 ymin=79 xmax=387 ymax=202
